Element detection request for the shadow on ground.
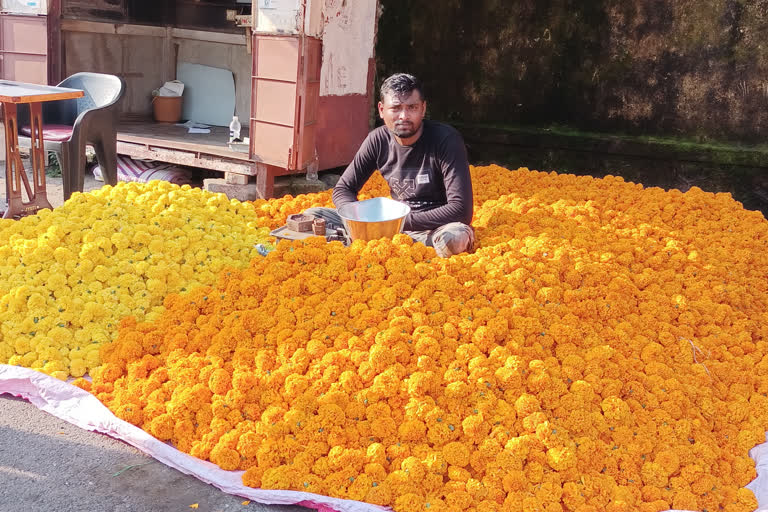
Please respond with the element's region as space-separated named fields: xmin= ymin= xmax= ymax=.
xmin=0 ymin=396 xmax=309 ymax=512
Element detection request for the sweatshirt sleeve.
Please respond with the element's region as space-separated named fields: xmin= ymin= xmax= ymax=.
xmin=403 ymin=130 xmax=473 ymax=231
xmin=332 ymin=131 xmax=380 ymax=209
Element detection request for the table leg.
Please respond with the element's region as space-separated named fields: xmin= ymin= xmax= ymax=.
xmin=255 ymin=162 xmax=275 ymax=199
xmin=3 ymin=102 xmax=25 ymax=219
xmin=28 ymin=102 xmax=51 ymax=210
xmin=2 ymin=101 xmax=52 ymax=219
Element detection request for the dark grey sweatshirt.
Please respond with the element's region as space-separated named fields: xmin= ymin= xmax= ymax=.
xmin=332 ymin=120 xmax=473 ymax=231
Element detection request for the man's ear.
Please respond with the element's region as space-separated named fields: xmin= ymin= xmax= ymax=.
xmin=378 ymin=101 xmax=384 ymax=118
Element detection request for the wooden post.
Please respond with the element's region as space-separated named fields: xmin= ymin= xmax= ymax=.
xmin=48 ymin=0 xmax=63 ymax=85
xmin=254 ymin=162 xmax=275 ymax=199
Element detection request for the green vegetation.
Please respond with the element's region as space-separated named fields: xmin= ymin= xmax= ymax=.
xmin=45 ymin=152 xmax=61 ymax=178
xmin=453 ymin=121 xmax=768 ymax=168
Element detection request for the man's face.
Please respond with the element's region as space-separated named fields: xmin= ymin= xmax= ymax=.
xmin=378 ymin=90 xmax=427 ymax=143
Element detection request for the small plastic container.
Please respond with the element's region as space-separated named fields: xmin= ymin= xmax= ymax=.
xmin=153 ymin=95 xmax=183 ymax=123
xmin=312 ymin=218 xmax=326 ymax=236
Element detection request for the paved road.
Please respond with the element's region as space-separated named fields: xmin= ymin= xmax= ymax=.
xmin=0 ymin=395 xmax=309 ymax=512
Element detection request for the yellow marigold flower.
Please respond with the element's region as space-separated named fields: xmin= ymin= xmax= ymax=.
xmin=366 ymin=443 xmax=387 ymax=466
xmin=601 ymin=396 xmax=632 ymax=425
xmin=149 ymin=413 xmax=175 ymax=441
xmin=546 ymin=444 xmax=577 ymax=471
xmin=208 ymin=368 xmax=232 ymax=395
xmin=653 ymin=449 xmax=680 ymax=477
xmin=397 ymin=419 xmax=426 ymax=442
xmin=394 ymin=492 xmax=424 ymax=512
xmin=365 ymin=480 xmax=392 ymax=506
xmin=59 ymin=166 xmax=768 ymax=512
xmin=364 ymin=462 xmax=387 ymax=483
xmin=400 ymin=456 xmax=426 ymax=481
xmin=515 ymin=393 xmax=541 ymax=416
xmin=736 ymin=488 xmax=758 ymax=510
xmin=442 ymin=441 xmax=470 ymax=467
xmin=641 ymin=462 xmax=668 ymax=488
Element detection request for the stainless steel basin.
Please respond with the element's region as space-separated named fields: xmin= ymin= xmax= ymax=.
xmin=337 ymin=197 xmax=411 ymax=241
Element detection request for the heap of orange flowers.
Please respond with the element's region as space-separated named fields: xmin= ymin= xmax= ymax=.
xmin=77 ymin=166 xmax=768 ymax=512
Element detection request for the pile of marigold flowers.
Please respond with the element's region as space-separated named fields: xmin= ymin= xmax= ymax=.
xmin=68 ymin=166 xmax=768 ymax=512
xmin=0 ymin=181 xmax=273 ymax=378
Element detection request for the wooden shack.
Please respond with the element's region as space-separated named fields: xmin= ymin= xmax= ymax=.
xmin=0 ymin=0 xmax=378 ymax=198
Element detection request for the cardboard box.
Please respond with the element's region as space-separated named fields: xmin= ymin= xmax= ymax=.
xmin=286 ymin=214 xmax=314 ymax=232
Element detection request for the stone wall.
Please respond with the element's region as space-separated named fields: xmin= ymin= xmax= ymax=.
xmin=375 ymin=0 xmax=768 ymax=143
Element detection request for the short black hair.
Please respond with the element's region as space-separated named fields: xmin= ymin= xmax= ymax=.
xmin=380 ymin=73 xmax=425 ymax=102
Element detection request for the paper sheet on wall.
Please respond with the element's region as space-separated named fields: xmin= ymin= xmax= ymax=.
xmin=255 ymin=0 xmax=301 ymax=33
xmin=1 ymin=0 xmax=46 ymax=14
xmin=320 ymin=0 xmax=377 ymax=96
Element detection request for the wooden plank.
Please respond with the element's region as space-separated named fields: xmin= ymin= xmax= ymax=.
xmin=117 ymin=134 xmax=253 ymax=162
xmin=117 ymin=141 xmax=258 ymax=175
xmin=255 ymin=162 xmax=273 ymax=199
xmin=171 ymin=28 xmax=246 ymax=46
xmin=118 ymin=120 xmax=231 ymax=145
xmin=0 ymin=81 xmax=83 ymax=103
xmin=117 ymin=132 xmax=252 ymax=162
xmin=162 ymin=26 xmax=173 ymax=84
xmin=48 ymin=0 xmax=62 ymax=84
xmin=61 ymin=21 xmax=248 ymax=45
xmin=61 ymin=19 xmax=165 ymax=37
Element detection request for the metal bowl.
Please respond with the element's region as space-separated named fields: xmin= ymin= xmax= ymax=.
xmin=337 ymin=197 xmax=411 ymax=241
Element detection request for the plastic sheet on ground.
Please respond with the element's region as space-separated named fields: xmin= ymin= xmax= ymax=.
xmin=1 ymin=364 xmax=767 ymax=512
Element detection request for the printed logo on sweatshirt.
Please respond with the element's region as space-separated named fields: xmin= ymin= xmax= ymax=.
xmin=390 ymin=178 xmax=416 ymax=197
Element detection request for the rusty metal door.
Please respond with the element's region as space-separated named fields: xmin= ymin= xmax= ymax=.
xmin=250 ymin=33 xmax=321 ymax=173
xmin=249 ymin=0 xmax=322 ymax=174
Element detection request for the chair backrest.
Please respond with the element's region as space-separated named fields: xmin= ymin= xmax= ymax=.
xmin=60 ymin=72 xmax=123 ymax=111
xmin=43 ymin=72 xmax=124 ymax=125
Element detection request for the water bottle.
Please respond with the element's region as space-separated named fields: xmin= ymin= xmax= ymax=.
xmin=229 ymin=115 xmax=241 ymax=142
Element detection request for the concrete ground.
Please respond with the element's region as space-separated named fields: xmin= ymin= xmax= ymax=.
xmin=0 ymin=396 xmax=308 ymax=512
xmin=0 ymin=158 xmax=104 ymax=209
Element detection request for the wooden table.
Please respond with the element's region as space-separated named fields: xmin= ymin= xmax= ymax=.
xmin=0 ymin=81 xmax=84 ymax=219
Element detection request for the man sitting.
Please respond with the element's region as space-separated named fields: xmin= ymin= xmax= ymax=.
xmin=306 ymin=72 xmax=475 ymax=257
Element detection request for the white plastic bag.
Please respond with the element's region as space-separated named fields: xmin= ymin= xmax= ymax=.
xmin=153 ymin=80 xmax=185 ymax=97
